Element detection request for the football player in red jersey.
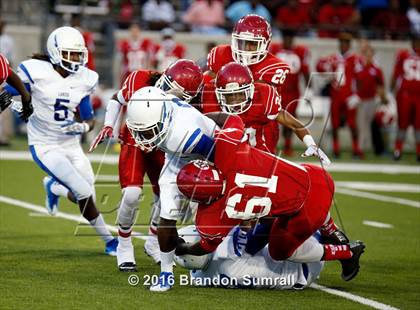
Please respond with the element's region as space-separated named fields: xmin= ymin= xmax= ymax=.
xmin=269 ymin=29 xmax=310 ymax=156
xmin=202 ymin=62 xmax=330 ymax=164
xmin=206 ymin=14 xmax=290 ymax=153
xmin=0 ymin=53 xmax=32 ymax=120
xmin=316 ymin=32 xmax=364 ymax=158
xmin=89 ymin=59 xmax=203 ymax=271
xmin=391 ymin=34 xmax=420 ymax=161
xmin=118 ymin=23 xmax=154 ymax=85
xmin=175 ymin=115 xmax=365 ymax=282
xmin=152 ymin=28 xmax=186 ymax=72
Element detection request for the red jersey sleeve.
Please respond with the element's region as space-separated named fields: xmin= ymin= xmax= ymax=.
xmin=207 ymin=45 xmax=232 ymax=73
xmin=201 ymin=82 xmax=221 ymax=114
xmin=299 ymin=46 xmax=310 ymax=75
xmin=195 ymin=201 xmax=240 ymax=253
xmin=117 ymin=70 xmax=152 ymax=104
xmin=255 ymin=83 xmax=281 ymax=120
xmin=376 ymin=66 xmax=384 ymax=86
xmin=393 ymin=50 xmax=407 ymax=81
xmin=0 ymin=53 xmax=12 ymax=84
xmin=255 ymin=54 xmax=290 ymax=87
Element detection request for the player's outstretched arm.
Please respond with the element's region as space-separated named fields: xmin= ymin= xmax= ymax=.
xmin=276 ymin=110 xmax=331 ymax=165
xmin=2 ymin=70 xmax=33 ymax=120
xmin=89 ymin=93 xmax=121 ymax=152
xmin=204 ymin=111 xmax=231 ymax=128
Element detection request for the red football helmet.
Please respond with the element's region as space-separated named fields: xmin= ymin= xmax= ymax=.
xmin=155 ymin=59 xmax=203 ymax=102
xmin=177 ymin=160 xmax=226 ymax=204
xmin=215 ymin=62 xmax=255 ymax=114
xmin=231 ymin=14 xmax=272 ymax=65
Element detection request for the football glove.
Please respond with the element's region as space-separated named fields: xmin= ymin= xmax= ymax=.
xmin=302 ymin=145 xmax=331 ymax=166
xmin=61 ymin=121 xmax=90 ymax=135
xmin=0 ymin=90 xmax=13 ymax=114
xmin=20 ymin=97 xmax=33 ymax=122
xmin=89 ymin=126 xmax=113 ymax=152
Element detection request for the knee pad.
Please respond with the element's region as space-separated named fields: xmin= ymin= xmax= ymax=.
xmin=73 ymin=181 xmax=93 ymax=201
xmin=118 ymin=187 xmax=142 ymax=227
xmin=121 ymin=186 xmax=142 ymax=209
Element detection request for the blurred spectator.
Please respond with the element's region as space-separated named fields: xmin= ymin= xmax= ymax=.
xmin=275 ymin=0 xmax=311 ymax=31
xmin=118 ymin=23 xmax=154 ymax=85
xmin=0 ymin=21 xmax=14 ymax=64
xmin=182 ymin=0 xmax=226 ymax=34
xmin=316 ymin=32 xmax=364 ymax=158
xmin=371 ymin=0 xmax=410 ymax=39
xmin=153 ymin=28 xmax=186 ymax=71
xmin=142 ymin=0 xmax=175 ymax=30
xmin=355 ymin=41 xmax=387 ymax=153
xmin=71 ymin=14 xmax=96 ymax=71
xmin=318 ymin=0 xmax=359 ymax=38
xmin=357 ymin=0 xmax=388 ymax=28
xmin=407 ymin=0 xmax=420 ymax=35
xmin=0 ymin=20 xmax=15 ymax=146
xmin=112 ymin=0 xmax=137 ymax=28
xmin=390 ymin=34 xmax=420 ymax=161
xmin=226 ymin=0 xmax=271 ymax=24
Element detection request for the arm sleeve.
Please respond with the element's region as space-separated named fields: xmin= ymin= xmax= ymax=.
xmin=78 ymin=96 xmax=94 ymax=121
xmin=0 ymin=54 xmax=12 ymax=82
xmin=104 ymin=99 xmax=122 ymax=127
xmin=4 ymin=83 xmax=31 ymax=96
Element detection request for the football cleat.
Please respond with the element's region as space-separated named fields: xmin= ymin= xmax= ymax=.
xmin=393 ymin=150 xmax=401 ymax=161
xmin=149 ymin=272 xmax=174 ymax=292
xmin=340 ymin=240 xmax=365 ymax=281
xmin=144 ymin=235 xmax=161 ymax=264
xmin=322 ymin=229 xmax=350 ymax=245
xmin=43 ymin=176 xmax=59 ymax=216
xmin=105 ymin=238 xmax=118 ymax=256
xmin=117 ymin=237 xmax=137 ymax=272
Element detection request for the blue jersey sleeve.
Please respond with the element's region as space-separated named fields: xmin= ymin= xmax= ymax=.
xmin=78 ymin=96 xmax=94 ymax=121
xmin=4 ymin=83 xmax=31 ymax=96
xmin=182 ymin=128 xmax=215 ymax=160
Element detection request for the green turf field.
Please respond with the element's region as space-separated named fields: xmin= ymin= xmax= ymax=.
xmin=1 ymin=151 xmax=419 ymax=309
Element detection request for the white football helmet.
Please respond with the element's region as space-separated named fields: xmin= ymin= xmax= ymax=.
xmin=126 ymin=86 xmax=173 ymax=152
xmin=47 ymin=26 xmax=88 ymax=73
xmin=174 ymin=225 xmax=213 ymax=270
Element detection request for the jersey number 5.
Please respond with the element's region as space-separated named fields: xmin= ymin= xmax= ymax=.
xmin=225 ymin=173 xmax=278 ymax=220
xmin=54 ymin=98 xmax=69 ymax=121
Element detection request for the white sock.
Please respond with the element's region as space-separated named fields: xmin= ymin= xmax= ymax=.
xmin=287 ymin=237 xmax=324 ymax=263
xmin=160 ymin=249 xmax=175 ymax=273
xmin=89 ymin=214 xmax=114 ymax=243
xmin=51 ymin=182 xmax=69 ymax=198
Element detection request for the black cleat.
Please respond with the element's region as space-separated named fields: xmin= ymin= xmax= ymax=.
xmin=393 ymin=150 xmax=401 ymax=161
xmin=118 ymin=262 xmax=137 ymax=272
xmin=340 ymin=240 xmax=365 ymax=281
xmin=322 ymin=229 xmax=350 ymax=245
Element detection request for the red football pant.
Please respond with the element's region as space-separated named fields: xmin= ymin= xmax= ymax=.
xmin=268 ymin=164 xmax=335 ymax=260
xmin=118 ymin=143 xmax=165 ymax=195
xmin=396 ymin=92 xmax=420 ymax=130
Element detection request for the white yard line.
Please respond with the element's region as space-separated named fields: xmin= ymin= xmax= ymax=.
xmin=336 ymin=181 xmax=420 ymax=193
xmin=363 ymin=221 xmax=394 ymax=229
xmin=0 ymin=195 xmax=147 ymax=241
xmin=335 ymin=188 xmax=420 ymax=208
xmin=0 ymin=194 xmax=401 ymax=310
xmin=310 ymin=284 xmax=400 ymax=310
xmin=1 ymin=150 xmax=419 ymax=174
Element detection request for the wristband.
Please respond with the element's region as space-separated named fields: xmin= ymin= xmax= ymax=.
xmin=303 ymin=135 xmax=316 ymax=147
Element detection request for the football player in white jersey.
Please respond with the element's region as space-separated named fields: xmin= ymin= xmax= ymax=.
xmin=7 ymin=26 xmax=118 ymax=255
xmin=125 ymin=86 xmax=218 ymax=291
xmin=175 ymin=225 xmax=324 ymax=290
